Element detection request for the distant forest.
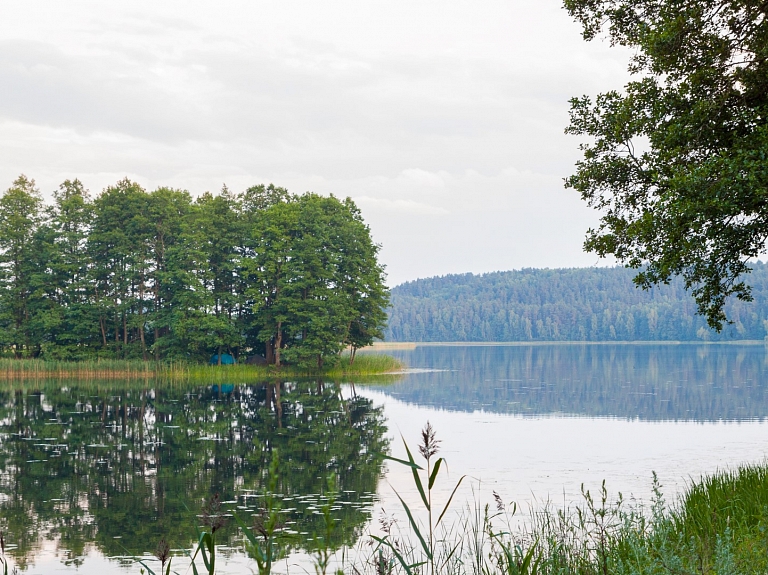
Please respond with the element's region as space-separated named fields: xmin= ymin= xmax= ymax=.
xmin=385 ymin=265 xmax=768 ymax=342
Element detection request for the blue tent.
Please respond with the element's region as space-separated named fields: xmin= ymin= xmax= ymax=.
xmin=209 ymin=353 xmax=235 ymax=365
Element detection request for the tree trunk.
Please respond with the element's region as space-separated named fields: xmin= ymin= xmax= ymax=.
xmin=275 ymin=322 xmax=283 ymax=367
xmin=139 ymin=280 xmax=147 ymax=360
xmin=140 ymin=320 xmax=147 ymax=361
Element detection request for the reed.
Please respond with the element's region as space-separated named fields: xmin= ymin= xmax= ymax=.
xmin=359 ymin=448 xmax=768 ymax=575
xmin=670 ymin=463 xmax=768 ymax=572
xmin=0 ymin=354 xmax=404 ymax=383
xmin=75 ymin=424 xmax=768 ymax=574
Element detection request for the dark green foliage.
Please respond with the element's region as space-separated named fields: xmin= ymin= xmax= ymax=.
xmin=386 ymin=266 xmax=768 ymax=341
xmin=671 ymin=464 xmax=768 ymax=572
xmin=0 ymin=176 xmax=44 ymax=358
xmin=247 ymin=194 xmax=388 ymax=368
xmin=0 ymin=176 xmax=389 ymax=367
xmin=564 ymin=0 xmax=768 ymax=330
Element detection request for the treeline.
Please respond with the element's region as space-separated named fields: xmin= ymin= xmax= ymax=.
xmin=385 ymin=266 xmax=768 ymax=341
xmin=0 ymin=176 xmax=388 ymax=366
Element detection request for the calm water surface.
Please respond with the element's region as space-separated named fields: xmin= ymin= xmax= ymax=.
xmin=4 ymin=344 xmax=768 ymax=573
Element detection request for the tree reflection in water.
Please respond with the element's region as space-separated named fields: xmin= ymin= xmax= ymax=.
xmin=0 ymin=380 xmax=388 ymax=569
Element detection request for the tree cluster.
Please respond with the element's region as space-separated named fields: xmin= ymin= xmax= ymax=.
xmin=386 ymin=266 xmax=768 ymax=342
xmin=0 ymin=175 xmax=388 ymax=367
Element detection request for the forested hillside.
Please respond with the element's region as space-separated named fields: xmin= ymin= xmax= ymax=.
xmin=385 ymin=266 xmax=768 ymax=342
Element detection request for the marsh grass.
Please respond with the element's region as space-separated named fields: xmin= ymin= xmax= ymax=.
xmin=363 ymin=441 xmax=768 ymax=575
xmin=0 ymin=353 xmax=404 ymax=382
xmin=670 ymin=463 xmax=768 ymax=573
xmin=113 ymin=426 xmax=768 ymax=575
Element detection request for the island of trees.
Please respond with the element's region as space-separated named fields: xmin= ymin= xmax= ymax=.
xmin=386 ymin=266 xmax=768 ymax=342
xmin=0 ymin=176 xmax=389 ymax=368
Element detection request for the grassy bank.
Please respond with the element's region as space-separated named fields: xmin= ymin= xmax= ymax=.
xmin=120 ymin=435 xmax=768 ymax=575
xmin=342 ymin=437 xmax=768 ymax=575
xmin=0 ymin=353 xmax=404 ymax=382
xmin=507 ymin=463 xmax=768 ymax=574
xmin=369 ymin=461 xmax=768 ymax=575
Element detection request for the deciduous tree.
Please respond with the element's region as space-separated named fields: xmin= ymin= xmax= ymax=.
xmin=564 ymin=0 xmax=768 ymax=329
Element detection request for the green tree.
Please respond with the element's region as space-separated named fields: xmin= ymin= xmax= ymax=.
xmin=0 ymin=176 xmax=389 ymax=363
xmin=564 ymin=0 xmax=768 ymax=330
xmin=37 ymin=180 xmax=98 ymax=358
xmin=0 ymin=176 xmax=44 ymax=357
xmin=146 ymin=187 xmax=193 ymax=359
xmin=89 ymin=179 xmax=154 ymax=358
xmin=337 ymin=198 xmax=389 ymax=362
xmin=193 ymin=188 xmax=243 ymax=362
xmin=247 ymin=194 xmax=389 ymax=368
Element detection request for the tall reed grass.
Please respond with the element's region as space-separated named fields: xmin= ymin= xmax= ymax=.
xmin=117 ymin=424 xmax=768 ymax=575
xmin=0 ymin=354 xmax=404 ymax=383
xmin=156 ymin=424 xmax=768 ymax=575
xmin=358 ymin=448 xmax=768 ymax=575
xmin=7 ymin=419 xmax=761 ymax=575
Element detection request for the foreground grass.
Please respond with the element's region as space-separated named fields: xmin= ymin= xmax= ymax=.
xmin=127 ymin=435 xmax=768 ymax=575
xmin=0 ymin=418 xmax=765 ymax=575
xmin=490 ymin=464 xmax=768 ymax=575
xmin=0 ymin=353 xmax=404 ymax=382
xmin=359 ymin=459 xmax=768 ymax=575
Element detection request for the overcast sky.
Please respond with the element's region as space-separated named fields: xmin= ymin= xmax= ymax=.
xmin=0 ymin=1 xmax=631 ymax=286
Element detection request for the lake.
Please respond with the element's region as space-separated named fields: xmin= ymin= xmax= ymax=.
xmin=3 ymin=343 xmax=768 ymax=573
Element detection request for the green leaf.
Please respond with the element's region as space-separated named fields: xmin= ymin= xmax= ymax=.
xmin=370 ymin=535 xmax=426 ymax=575
xmin=233 ymin=510 xmax=262 ymax=551
xmin=436 ymin=475 xmax=466 ymax=526
xmin=198 ymin=532 xmax=214 ymax=572
xmin=133 ymin=559 xmax=157 ymax=575
xmin=428 ymin=457 xmax=444 ymax=490
xmin=402 ymin=437 xmax=429 ymax=510
xmin=379 ymin=453 xmax=423 ymax=470
xmin=392 ymin=487 xmax=432 ymax=560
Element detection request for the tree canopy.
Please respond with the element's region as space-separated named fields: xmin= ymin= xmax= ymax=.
xmin=0 ymin=176 xmax=389 ymax=367
xmin=564 ymin=0 xmax=768 ymax=330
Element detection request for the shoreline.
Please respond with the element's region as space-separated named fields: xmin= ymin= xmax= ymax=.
xmin=0 ymin=354 xmax=405 ymax=382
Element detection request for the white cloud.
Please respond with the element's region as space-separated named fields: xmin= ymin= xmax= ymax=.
xmin=0 ymin=0 xmax=633 ymax=285
xmin=354 ymin=196 xmax=450 ymax=216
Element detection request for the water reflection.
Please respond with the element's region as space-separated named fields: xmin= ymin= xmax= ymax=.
xmin=0 ymin=381 xmax=388 ymax=569
xmin=374 ymin=344 xmax=768 ymax=421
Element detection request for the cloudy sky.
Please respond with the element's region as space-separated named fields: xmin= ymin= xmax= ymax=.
xmin=0 ymin=1 xmax=631 ymax=285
